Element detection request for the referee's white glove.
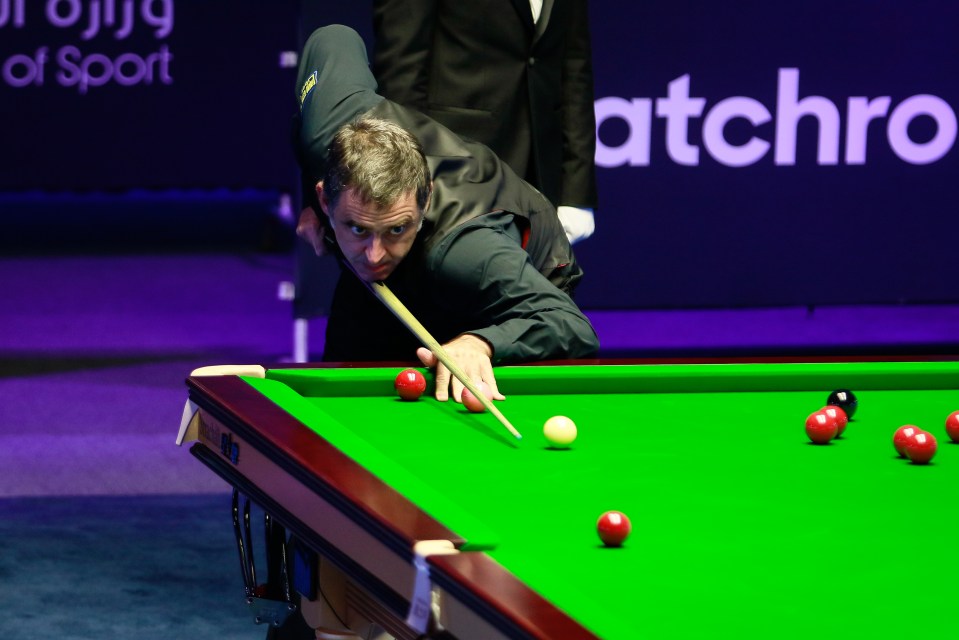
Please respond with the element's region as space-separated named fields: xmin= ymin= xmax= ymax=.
xmin=557 ymin=206 xmax=595 ymax=244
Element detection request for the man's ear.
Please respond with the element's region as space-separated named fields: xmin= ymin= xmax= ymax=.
xmin=316 ymin=181 xmax=329 ymax=216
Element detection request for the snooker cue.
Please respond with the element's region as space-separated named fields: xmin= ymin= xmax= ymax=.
xmin=319 ymin=226 xmax=522 ymax=439
xmin=369 ymin=280 xmax=523 ymax=440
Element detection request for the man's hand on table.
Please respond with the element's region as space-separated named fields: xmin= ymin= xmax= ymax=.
xmin=416 ymin=334 xmax=507 ymax=403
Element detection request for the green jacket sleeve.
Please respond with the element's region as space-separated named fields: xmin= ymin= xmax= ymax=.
xmin=427 ymin=214 xmax=599 ymax=364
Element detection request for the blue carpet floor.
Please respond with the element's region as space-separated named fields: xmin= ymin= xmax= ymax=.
xmin=0 ymin=494 xmax=266 ymax=640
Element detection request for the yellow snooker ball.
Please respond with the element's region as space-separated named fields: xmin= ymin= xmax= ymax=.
xmin=543 ymin=415 xmax=577 ymax=448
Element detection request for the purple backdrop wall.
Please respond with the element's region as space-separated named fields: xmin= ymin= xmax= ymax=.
xmin=579 ymin=0 xmax=959 ymax=308
xmin=2 ymin=1 xmax=957 ymax=308
xmin=0 ymin=0 xmax=300 ymax=190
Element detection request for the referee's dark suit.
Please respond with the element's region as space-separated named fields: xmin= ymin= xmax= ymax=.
xmin=372 ymin=0 xmax=598 ymax=211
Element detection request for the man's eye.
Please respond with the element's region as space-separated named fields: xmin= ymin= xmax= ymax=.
xmin=390 ymin=225 xmax=408 ymax=235
xmin=349 ymin=226 xmax=368 ymax=236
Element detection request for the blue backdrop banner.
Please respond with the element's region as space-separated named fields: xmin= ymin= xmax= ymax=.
xmin=2 ymin=1 xmax=957 ymax=308
xmin=577 ymin=0 xmax=959 ymax=307
xmin=0 ymin=0 xmax=299 ymax=191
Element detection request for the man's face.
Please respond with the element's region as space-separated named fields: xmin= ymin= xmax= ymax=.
xmin=320 ymin=186 xmax=422 ymax=282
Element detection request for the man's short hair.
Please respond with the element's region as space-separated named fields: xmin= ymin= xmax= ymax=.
xmin=323 ymin=117 xmax=432 ymax=213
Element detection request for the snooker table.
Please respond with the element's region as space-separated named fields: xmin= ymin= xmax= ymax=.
xmin=177 ymin=359 xmax=959 ymax=639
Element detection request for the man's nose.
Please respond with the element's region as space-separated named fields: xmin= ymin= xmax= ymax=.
xmin=366 ymin=236 xmax=387 ymax=263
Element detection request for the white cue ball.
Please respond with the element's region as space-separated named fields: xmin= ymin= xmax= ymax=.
xmin=543 ymin=415 xmax=577 ymax=448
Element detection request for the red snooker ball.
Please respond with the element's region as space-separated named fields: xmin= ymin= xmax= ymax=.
xmin=893 ymin=425 xmax=920 ymax=457
xmin=394 ymin=368 xmax=427 ymax=401
xmin=904 ymin=430 xmax=937 ymax=465
xmin=805 ymin=410 xmax=838 ymax=444
xmin=822 ymin=405 xmax=849 ymax=436
xmin=945 ymin=411 xmax=959 ymax=443
xmin=597 ymin=511 xmax=631 ymax=547
xmin=461 ymin=381 xmax=492 ymax=413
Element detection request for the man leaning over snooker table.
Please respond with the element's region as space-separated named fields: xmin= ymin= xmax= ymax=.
xmin=277 ymin=24 xmax=599 ymax=640
xmin=292 ymin=25 xmax=599 ymax=404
